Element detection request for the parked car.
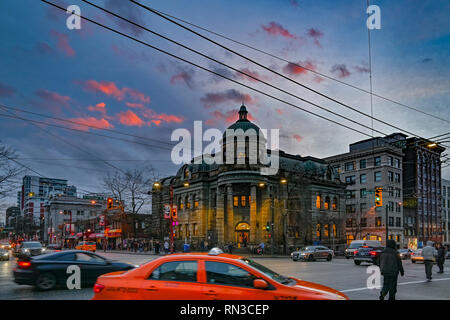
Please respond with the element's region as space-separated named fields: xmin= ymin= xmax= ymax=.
xmin=345 ymin=240 xmax=383 ymax=259
xmin=15 ymin=241 xmax=46 ymax=257
xmin=75 ymin=241 xmax=97 ymax=252
xmin=291 ymin=246 xmax=334 ymax=262
xmin=0 ymin=249 xmax=10 ymax=261
xmin=398 ymin=249 xmax=413 ymax=260
xmin=354 ymin=243 xmax=384 ymax=265
xmin=446 ymin=251 xmax=450 ymax=260
xmin=92 ymin=249 xmax=348 ymax=300
xmin=13 ymin=250 xmax=136 ymax=291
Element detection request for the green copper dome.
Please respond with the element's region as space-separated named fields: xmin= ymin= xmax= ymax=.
xmin=222 ymin=105 xmax=262 ymax=138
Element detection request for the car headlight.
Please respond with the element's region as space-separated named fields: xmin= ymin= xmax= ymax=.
xmin=3 ymin=253 xmax=8 ymax=256
xmin=23 ymin=249 xmax=29 ymax=252
xmin=41 ymin=248 xmax=46 ymax=252
xmin=300 ymin=253 xmax=306 ymax=255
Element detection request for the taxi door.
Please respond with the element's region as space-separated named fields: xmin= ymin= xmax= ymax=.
xmin=139 ymin=260 xmax=205 ymax=300
xmin=200 ymin=260 xmax=276 ymax=300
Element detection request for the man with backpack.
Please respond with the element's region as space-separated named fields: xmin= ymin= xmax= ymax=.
xmin=379 ymin=240 xmax=404 ymax=300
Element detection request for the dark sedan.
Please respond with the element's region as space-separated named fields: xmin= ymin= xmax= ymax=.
xmin=13 ymin=250 xmax=136 ymax=290
xmin=354 ymin=245 xmax=384 ymax=265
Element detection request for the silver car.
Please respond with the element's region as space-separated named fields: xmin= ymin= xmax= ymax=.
xmin=292 ymin=246 xmax=334 ymax=262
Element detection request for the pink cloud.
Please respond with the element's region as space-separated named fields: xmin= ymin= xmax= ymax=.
xmin=35 ymin=89 xmax=70 ymax=107
xmin=81 ymin=80 xmax=150 ymax=103
xmin=88 ymin=102 xmax=107 ymax=115
xmin=262 ymin=22 xmax=297 ymax=40
xmin=282 ymin=60 xmax=317 ymax=76
xmin=275 ymin=108 xmax=284 ymax=115
xmin=235 ymin=68 xmax=267 ymax=82
xmin=170 ymin=71 xmax=195 ymax=89
xmin=200 ymin=89 xmax=253 ymax=109
xmin=125 ymin=102 xmax=145 ymax=109
xmin=117 ymin=110 xmax=145 ymax=127
xmin=293 ymin=134 xmax=302 ymax=142
xmin=140 ymin=108 xmax=184 ymax=124
xmin=206 ymin=109 xmax=255 ymax=126
xmin=330 ymin=64 xmax=351 ymax=78
xmin=67 ymin=117 xmax=113 ymax=131
xmin=307 ymin=28 xmax=324 ymax=48
xmin=50 ymin=30 xmax=75 ymax=57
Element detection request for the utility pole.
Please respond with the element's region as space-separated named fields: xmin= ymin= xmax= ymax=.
xmin=385 ymin=204 xmax=389 ymax=246
xmin=271 ymin=192 xmax=274 ymax=256
xmin=169 ymin=185 xmax=174 ymax=253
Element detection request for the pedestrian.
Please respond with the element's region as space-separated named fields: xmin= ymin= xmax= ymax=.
xmin=379 ymin=240 xmax=404 ymax=300
xmin=437 ymin=243 xmax=446 ymax=274
xmin=164 ymin=240 xmax=169 ymax=254
xmin=155 ymin=241 xmax=160 ymax=254
xmin=204 ymin=240 xmax=209 ymax=250
xmin=228 ymin=242 xmax=233 ymax=254
xmin=200 ymin=240 xmax=205 ymax=252
xmin=243 ymin=236 xmax=247 ymax=248
xmin=422 ymin=241 xmax=437 ymax=281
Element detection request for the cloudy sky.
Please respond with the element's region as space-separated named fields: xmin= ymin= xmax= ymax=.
xmin=0 ymin=0 xmax=449 ymax=209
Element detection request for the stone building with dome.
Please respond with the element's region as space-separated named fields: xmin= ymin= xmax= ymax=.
xmin=151 ymin=105 xmax=347 ymax=253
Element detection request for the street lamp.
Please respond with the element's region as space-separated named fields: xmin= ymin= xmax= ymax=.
xmin=153 ymin=182 xmax=160 ymax=188
xmin=183 ymin=182 xmax=189 ymax=187
xmin=258 ymin=182 xmax=265 ymax=188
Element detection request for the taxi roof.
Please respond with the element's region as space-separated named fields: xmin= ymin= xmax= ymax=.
xmin=162 ymin=252 xmax=245 ymax=260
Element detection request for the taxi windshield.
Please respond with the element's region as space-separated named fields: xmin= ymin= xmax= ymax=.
xmin=240 ymin=258 xmax=295 ymax=286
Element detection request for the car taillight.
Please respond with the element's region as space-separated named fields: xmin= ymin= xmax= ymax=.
xmin=18 ymin=261 xmax=31 ymax=268
xmin=354 ymin=250 xmax=358 ymax=255
xmin=369 ymin=251 xmax=377 ymax=256
xmin=93 ymin=283 xmax=105 ymax=294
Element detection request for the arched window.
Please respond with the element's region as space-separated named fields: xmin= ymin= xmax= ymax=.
xmin=332 ymin=197 xmax=338 ymax=210
xmin=324 ymin=196 xmax=330 ymax=210
xmin=332 ymin=224 xmax=337 ymax=237
xmin=324 ymin=224 xmax=329 ymax=237
xmin=184 ymin=168 xmax=189 ymax=179
xmin=316 ymin=195 xmax=321 ymax=209
xmin=316 ymin=224 xmax=321 ymax=239
xmin=193 ymin=194 xmax=198 ymax=208
xmin=185 ymin=195 xmax=190 ymax=209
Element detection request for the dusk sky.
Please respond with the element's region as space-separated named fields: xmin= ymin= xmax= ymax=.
xmin=1 ymin=0 xmax=449 ymax=209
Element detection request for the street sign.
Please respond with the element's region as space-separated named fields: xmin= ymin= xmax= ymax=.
xmin=164 ymin=204 xmax=171 ymax=219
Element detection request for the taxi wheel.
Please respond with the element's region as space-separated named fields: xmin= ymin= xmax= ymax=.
xmin=327 ymin=254 xmax=332 ymax=261
xmin=354 ymin=260 xmax=361 ymax=265
xmin=36 ymin=273 xmax=57 ymax=291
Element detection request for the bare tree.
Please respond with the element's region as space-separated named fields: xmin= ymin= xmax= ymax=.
xmin=0 ymin=143 xmax=23 ymax=201
xmin=103 ymin=165 xmax=159 ymax=215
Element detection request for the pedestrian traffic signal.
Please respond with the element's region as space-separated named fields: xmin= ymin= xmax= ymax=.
xmin=171 ymin=206 xmax=178 ymax=220
xmin=375 ymin=187 xmax=383 ymax=207
xmin=107 ymin=198 xmax=113 ymax=210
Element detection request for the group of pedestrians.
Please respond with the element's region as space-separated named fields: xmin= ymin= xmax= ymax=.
xmin=379 ymin=240 xmax=447 ymax=300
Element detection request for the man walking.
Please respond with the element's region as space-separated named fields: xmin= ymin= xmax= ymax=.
xmin=437 ymin=243 xmax=446 ymax=274
xmin=422 ymin=241 xmax=437 ymax=281
xmin=379 ymin=240 xmax=404 ymax=300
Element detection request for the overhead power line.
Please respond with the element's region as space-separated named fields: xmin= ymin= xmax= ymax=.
xmin=131 ymin=0 xmax=446 ymax=137
xmin=145 ymin=3 xmax=450 ymax=124
xmin=40 ymin=0 xmax=375 ymax=138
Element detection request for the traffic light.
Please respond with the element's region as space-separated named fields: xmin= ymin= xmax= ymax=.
xmin=375 ymin=187 xmax=383 ymax=207
xmin=266 ymin=222 xmax=270 ymax=232
xmin=171 ymin=206 xmax=178 ymax=220
xmin=107 ymin=198 xmax=113 ymax=210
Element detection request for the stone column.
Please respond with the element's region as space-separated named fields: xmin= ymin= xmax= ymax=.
xmin=260 ymin=186 xmax=271 ymax=244
xmin=227 ymin=184 xmax=234 ymax=243
xmin=250 ymin=184 xmax=257 ymax=244
xmin=216 ymin=187 xmax=225 ymax=244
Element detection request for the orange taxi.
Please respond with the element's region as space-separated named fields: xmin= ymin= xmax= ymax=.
xmin=75 ymin=241 xmax=97 ymax=252
xmin=92 ymin=248 xmax=348 ymax=300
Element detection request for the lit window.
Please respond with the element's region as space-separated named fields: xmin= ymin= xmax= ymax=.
xmin=324 ymin=197 xmax=330 ymax=210
xmin=241 ymin=196 xmax=246 ymax=207
xmin=316 ymin=224 xmax=321 ymax=237
xmin=324 ymin=224 xmax=329 ymax=237
xmin=333 ymin=224 xmax=337 ymax=237
xmin=194 ymin=201 xmax=199 ymax=208
xmin=332 ymin=197 xmax=337 ymax=210
xmin=316 ymin=195 xmax=321 ymax=209
xmin=233 ymin=196 xmax=238 ymax=207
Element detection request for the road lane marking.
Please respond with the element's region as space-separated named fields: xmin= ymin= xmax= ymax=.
xmin=340 ymin=277 xmax=450 ymax=293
